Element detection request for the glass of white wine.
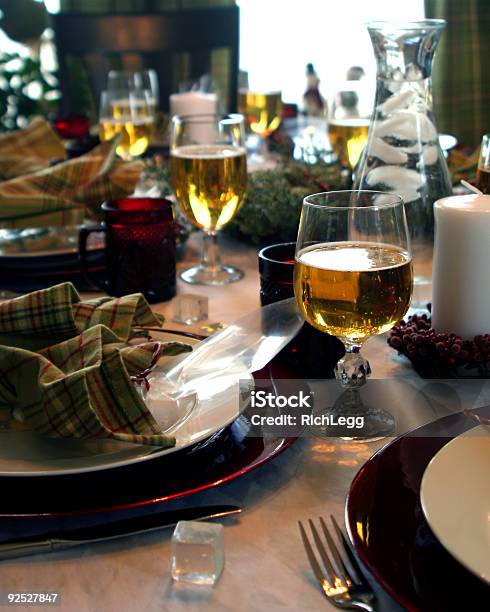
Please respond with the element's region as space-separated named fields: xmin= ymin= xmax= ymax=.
xmin=238 ymin=89 xmax=282 ymax=164
xmin=294 ymin=190 xmax=413 ymax=441
xmin=99 ymin=88 xmax=153 ymax=160
xmin=170 ymin=113 xmax=247 ymax=285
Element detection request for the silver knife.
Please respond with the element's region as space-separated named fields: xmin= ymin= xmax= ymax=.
xmin=0 ymin=504 xmax=242 ymax=561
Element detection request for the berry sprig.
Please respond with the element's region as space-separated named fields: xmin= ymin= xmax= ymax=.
xmin=388 ymin=311 xmax=490 ymax=377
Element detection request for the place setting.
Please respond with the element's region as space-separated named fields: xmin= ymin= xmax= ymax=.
xmin=0 ymin=3 xmax=489 ymax=611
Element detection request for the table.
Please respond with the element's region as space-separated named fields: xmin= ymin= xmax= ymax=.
xmin=1 ymin=235 xmax=487 ymax=612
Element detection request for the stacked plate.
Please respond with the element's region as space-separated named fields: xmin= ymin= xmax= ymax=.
xmin=0 ymin=226 xmax=105 ymax=293
xmin=346 ymin=408 xmax=490 ymax=609
xmin=0 ymin=331 xmax=296 ymax=517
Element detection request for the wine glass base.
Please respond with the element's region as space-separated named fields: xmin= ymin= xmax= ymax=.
xmin=307 ymin=397 xmax=396 ymax=443
xmin=180 ymin=264 xmax=244 ymax=286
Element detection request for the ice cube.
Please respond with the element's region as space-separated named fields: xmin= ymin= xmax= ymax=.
xmin=171 ymin=521 xmax=224 ymax=586
xmin=173 ymin=294 xmax=208 ymax=325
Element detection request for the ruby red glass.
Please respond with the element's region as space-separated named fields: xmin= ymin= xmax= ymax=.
xmin=53 ymin=114 xmax=91 ymax=140
xmin=258 ymin=242 xmax=344 ymax=378
xmin=79 ymin=198 xmax=177 ymax=302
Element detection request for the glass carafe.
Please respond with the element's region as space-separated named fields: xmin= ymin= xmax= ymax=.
xmin=354 ymin=20 xmax=452 ymax=304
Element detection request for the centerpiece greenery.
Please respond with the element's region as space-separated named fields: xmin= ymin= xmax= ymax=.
xmin=227 ymin=161 xmax=347 ymax=245
xmin=142 ymin=154 xmax=347 ymax=246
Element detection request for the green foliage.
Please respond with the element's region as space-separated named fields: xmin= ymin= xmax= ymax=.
xmin=226 ymin=161 xmax=348 ymax=246
xmin=0 ymin=52 xmax=59 ymax=131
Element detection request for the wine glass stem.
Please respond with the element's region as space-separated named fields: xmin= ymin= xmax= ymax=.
xmin=335 ymin=342 xmax=371 ymax=388
xmin=201 ymin=232 xmax=221 ymax=273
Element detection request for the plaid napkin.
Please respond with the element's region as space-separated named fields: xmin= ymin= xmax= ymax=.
xmin=0 ymin=117 xmax=67 ymax=180
xmin=0 ymin=283 xmax=192 ymax=447
xmin=0 ymin=123 xmax=143 ymax=229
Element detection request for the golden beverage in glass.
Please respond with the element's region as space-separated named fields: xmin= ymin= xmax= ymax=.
xmin=294 ymin=242 xmax=412 ymax=343
xmin=99 ymin=117 xmax=153 ymax=159
xmin=238 ymin=90 xmax=282 ymax=137
xmin=99 ymin=90 xmax=153 ymax=159
xmin=293 ymin=191 xmax=412 ymax=441
xmin=170 ymin=114 xmax=247 ymax=285
xmin=170 ymin=144 xmax=247 ymax=232
xmin=328 ymin=118 xmax=369 ymax=169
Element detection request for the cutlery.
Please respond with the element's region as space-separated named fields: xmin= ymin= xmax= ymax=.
xmin=298 ymin=515 xmax=376 ymax=611
xmin=0 ymin=504 xmax=242 ymax=561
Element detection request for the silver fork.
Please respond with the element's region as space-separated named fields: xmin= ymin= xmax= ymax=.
xmin=298 ymin=515 xmax=376 ymax=611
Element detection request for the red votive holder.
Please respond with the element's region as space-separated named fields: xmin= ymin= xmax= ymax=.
xmin=258 ymin=242 xmax=344 ymax=377
xmin=79 ymin=198 xmax=177 ymax=303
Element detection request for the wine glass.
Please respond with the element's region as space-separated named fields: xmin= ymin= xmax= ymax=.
xmin=238 ymin=88 xmax=282 ymax=164
xmin=328 ymin=79 xmax=372 ymax=173
xmin=476 ymin=133 xmax=490 ymax=193
xmin=170 ymin=113 xmax=247 ymax=285
xmin=294 ymin=190 xmax=413 ymax=441
xmin=108 ymin=69 xmax=159 ymax=111
xmin=99 ymin=89 xmax=153 ymax=160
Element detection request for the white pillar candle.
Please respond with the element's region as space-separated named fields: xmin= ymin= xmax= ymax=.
xmin=169 ymin=91 xmax=217 ymax=118
xmin=432 ymin=194 xmax=490 ymax=338
xmin=169 ymin=92 xmax=218 ymax=145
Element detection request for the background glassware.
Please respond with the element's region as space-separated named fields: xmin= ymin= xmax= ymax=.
xmin=79 ymin=198 xmax=177 ymax=303
xmin=99 ymin=89 xmax=153 ymax=160
xmin=238 ymin=90 xmax=282 ymax=138
xmin=294 ymin=190 xmax=413 ymax=441
xmin=476 ymin=134 xmax=490 ymax=193
xmin=108 ymin=69 xmax=159 ymax=111
xmin=238 ymin=88 xmax=282 ymax=164
xmin=354 ymin=20 xmax=452 ymax=304
xmin=170 ymin=113 xmax=247 ymax=285
xmin=328 ymin=76 xmax=373 ymax=172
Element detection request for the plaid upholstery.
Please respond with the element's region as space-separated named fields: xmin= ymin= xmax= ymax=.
xmin=0 ymin=283 xmax=192 ymax=446
xmin=426 ymin=0 xmax=490 ymax=147
xmin=0 ymin=137 xmax=143 ymax=228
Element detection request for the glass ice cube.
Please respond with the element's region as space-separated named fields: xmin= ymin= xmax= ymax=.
xmin=173 ymin=294 xmax=208 ymax=325
xmin=171 ymin=520 xmax=224 ymax=585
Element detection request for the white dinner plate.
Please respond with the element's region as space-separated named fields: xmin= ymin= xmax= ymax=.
xmin=420 ymin=424 xmax=490 ymax=584
xmin=0 ymin=331 xmax=250 ymax=477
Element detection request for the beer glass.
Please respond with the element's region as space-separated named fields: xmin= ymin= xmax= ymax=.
xmin=170 ymin=114 xmax=247 ymax=285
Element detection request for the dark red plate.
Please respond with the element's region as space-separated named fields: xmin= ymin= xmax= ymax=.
xmin=346 ymin=406 xmax=490 ymax=611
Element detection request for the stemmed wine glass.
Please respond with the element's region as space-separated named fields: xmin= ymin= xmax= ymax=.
xmin=238 ymin=81 xmax=282 ymax=165
xmin=294 ymin=190 xmax=413 ymax=441
xmin=99 ymin=88 xmax=153 ymax=160
xmin=170 ymin=113 xmax=247 ymax=285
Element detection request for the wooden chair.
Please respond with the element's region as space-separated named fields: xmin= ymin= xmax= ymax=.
xmin=51 ymin=6 xmax=239 ymax=115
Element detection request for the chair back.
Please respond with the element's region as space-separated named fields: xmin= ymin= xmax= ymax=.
xmin=51 ymin=7 xmax=239 ymax=115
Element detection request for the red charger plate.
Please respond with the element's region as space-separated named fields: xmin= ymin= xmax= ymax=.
xmin=346 ymin=407 xmax=490 ymax=610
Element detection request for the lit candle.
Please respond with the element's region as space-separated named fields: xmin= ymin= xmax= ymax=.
xmin=432 ymin=194 xmax=490 ymax=338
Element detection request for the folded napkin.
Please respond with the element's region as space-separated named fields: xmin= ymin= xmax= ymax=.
xmin=0 ymin=121 xmax=143 ymax=228
xmin=0 ymin=117 xmax=67 ymax=180
xmin=0 ymin=283 xmax=192 ymax=447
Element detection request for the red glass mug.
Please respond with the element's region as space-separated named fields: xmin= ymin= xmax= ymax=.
xmin=79 ymin=198 xmax=177 ymax=303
